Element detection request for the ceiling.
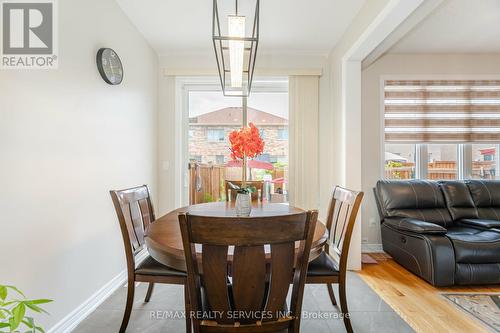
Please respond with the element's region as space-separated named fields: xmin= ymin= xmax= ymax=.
xmin=391 ymin=0 xmax=500 ymax=53
xmin=116 ymin=0 xmax=365 ymax=55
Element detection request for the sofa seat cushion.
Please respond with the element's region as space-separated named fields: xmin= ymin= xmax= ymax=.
xmin=307 ymin=252 xmax=339 ymax=276
xmin=458 ymin=218 xmax=500 ymax=229
xmin=136 ymin=256 xmax=187 ymax=277
xmin=445 ymin=227 xmax=500 ymax=264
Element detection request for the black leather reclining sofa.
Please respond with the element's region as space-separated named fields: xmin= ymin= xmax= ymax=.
xmin=374 ymin=180 xmax=500 ymax=286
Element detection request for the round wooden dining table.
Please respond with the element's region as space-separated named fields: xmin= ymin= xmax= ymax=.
xmin=145 ymin=202 xmax=328 ymax=271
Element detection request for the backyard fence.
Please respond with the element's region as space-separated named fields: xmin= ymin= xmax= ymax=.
xmin=385 ymin=161 xmax=496 ymax=180
xmin=189 ymin=163 xmax=226 ymax=204
xmin=188 ymin=162 xmax=288 ymax=204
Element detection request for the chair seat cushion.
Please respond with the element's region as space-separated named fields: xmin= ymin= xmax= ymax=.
xmin=445 ymin=227 xmax=500 ymax=264
xmin=135 ymin=256 xmax=186 ymax=277
xmin=307 ymin=252 xmax=340 ymax=276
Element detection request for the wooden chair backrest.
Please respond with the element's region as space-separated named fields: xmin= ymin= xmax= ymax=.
xmin=179 ymin=210 xmax=318 ymax=332
xmin=225 ymin=180 xmax=264 ymax=202
xmin=325 ymin=186 xmax=364 ymax=274
xmin=110 ymin=185 xmax=155 ymax=267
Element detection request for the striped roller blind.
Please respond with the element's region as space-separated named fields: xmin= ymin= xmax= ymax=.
xmin=384 ymin=80 xmax=500 ymax=143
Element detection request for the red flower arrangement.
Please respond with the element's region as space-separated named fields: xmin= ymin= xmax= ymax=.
xmin=228 ymin=122 xmax=264 ymax=160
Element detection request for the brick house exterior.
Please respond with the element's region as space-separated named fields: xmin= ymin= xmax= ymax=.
xmin=189 ymin=107 xmax=288 ymax=165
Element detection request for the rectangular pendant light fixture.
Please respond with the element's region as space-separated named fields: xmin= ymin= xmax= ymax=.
xmin=212 ymin=0 xmax=259 ymax=97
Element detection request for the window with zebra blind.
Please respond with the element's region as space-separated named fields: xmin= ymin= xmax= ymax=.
xmin=383 ymin=79 xmax=500 ymax=180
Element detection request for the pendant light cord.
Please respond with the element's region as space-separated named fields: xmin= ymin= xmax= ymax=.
xmin=235 ymin=0 xmax=238 ymax=16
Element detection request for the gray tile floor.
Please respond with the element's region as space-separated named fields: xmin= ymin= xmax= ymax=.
xmin=74 ymin=272 xmax=414 ymax=333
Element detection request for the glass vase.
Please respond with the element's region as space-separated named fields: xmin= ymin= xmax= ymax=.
xmin=235 ymin=192 xmax=251 ymax=216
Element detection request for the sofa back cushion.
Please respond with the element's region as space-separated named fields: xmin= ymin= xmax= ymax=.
xmin=376 ymin=180 xmax=453 ymax=227
xmin=439 ymin=181 xmax=478 ymax=220
xmin=466 ymin=180 xmax=500 ymax=220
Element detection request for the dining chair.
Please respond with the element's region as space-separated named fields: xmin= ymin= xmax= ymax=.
xmin=178 ymin=210 xmax=318 ymax=333
xmin=110 ymin=185 xmax=191 ymax=333
xmin=225 ymin=180 xmax=264 ymax=202
xmin=305 ymin=186 xmax=364 ymax=333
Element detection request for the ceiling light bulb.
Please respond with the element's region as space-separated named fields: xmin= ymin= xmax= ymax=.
xmin=228 ymin=15 xmax=245 ymax=88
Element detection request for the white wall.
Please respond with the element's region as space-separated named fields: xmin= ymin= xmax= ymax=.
xmin=361 ymin=53 xmax=500 ymax=246
xmin=0 ymin=0 xmax=158 ymax=329
xmin=322 ymin=0 xmax=392 ymax=269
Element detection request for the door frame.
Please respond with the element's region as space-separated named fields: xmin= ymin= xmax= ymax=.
xmin=175 ymin=76 xmax=289 ymax=206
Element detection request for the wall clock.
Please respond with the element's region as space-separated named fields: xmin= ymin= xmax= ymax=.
xmin=96 ymin=48 xmax=123 ymax=85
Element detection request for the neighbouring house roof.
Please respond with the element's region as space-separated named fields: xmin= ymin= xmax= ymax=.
xmin=190 ymin=107 xmax=287 ymax=126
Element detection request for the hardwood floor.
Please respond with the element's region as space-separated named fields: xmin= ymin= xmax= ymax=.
xmin=358 ymin=257 xmax=500 ymax=333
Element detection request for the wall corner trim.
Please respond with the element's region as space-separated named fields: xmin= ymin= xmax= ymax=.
xmin=47 ymin=250 xmax=148 ymax=333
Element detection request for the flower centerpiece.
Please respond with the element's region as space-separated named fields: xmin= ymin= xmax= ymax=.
xmin=228 ymin=122 xmax=264 ymax=215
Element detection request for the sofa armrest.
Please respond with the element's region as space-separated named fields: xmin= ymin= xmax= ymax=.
xmin=384 ymin=217 xmax=447 ymax=235
xmin=458 ymin=218 xmax=500 ymax=229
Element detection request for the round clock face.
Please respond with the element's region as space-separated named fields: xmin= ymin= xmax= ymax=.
xmin=96 ymin=48 xmax=123 ymax=85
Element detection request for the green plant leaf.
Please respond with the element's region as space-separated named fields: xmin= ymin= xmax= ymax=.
xmin=24 ymin=303 xmax=48 ymax=315
xmin=5 ymin=286 xmax=25 ymax=298
xmin=227 ymin=182 xmax=240 ymax=190
xmin=2 ymin=300 xmax=18 ymax=306
xmin=203 ymin=192 xmax=214 ymax=202
xmin=26 ymin=300 xmax=52 ymax=305
xmin=0 ymin=287 xmax=6 ymax=301
xmin=0 ymin=309 xmax=10 ymax=314
xmin=23 ymin=318 xmax=45 ymax=333
xmin=21 ymin=319 xmax=33 ymax=328
xmin=0 ymin=287 xmax=49 ymax=333
xmin=9 ymin=316 xmax=16 ymax=331
xmin=11 ymin=303 xmax=26 ymax=330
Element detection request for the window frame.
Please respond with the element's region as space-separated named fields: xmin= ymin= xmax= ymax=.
xmin=206 ymin=128 xmax=225 ymax=142
xmin=469 ymin=143 xmax=500 ymax=180
xmin=385 ymin=143 xmax=500 ymax=180
xmin=215 ymin=154 xmax=225 ymax=165
xmin=277 ymin=128 xmax=288 ymax=140
xmin=380 ymin=75 xmax=500 ymax=180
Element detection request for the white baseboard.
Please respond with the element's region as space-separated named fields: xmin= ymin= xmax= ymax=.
xmin=362 ymin=243 xmax=383 ymax=253
xmin=48 ymin=250 xmax=148 ymax=333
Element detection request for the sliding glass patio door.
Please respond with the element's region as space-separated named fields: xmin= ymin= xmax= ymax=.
xmin=182 ymin=78 xmax=289 ymax=205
